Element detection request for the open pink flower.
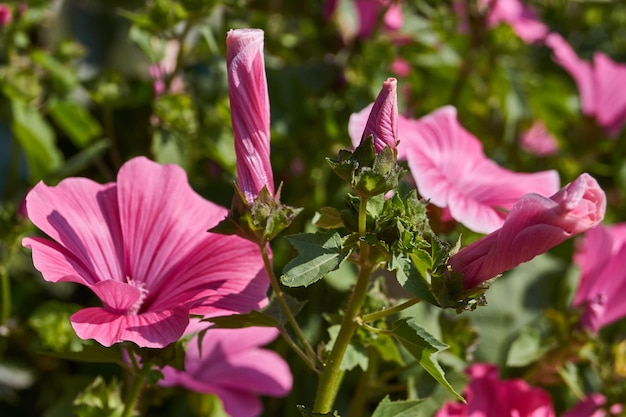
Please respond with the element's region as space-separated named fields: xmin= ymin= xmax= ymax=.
xmin=520 ymin=121 xmax=559 ymax=156
xmin=449 ymin=173 xmax=606 ymax=289
xmin=161 ymin=322 xmax=292 ymax=417
xmin=358 ymin=77 xmax=398 ymax=153
xmin=227 ymin=28 xmax=274 ymax=204
xmin=403 ymin=106 xmax=559 ymax=234
xmin=572 ymin=223 xmax=626 ymax=332
xmin=436 ymin=363 xmax=555 ymax=417
xmin=546 ymin=33 xmax=626 ymax=137
xmin=22 ymin=157 xmax=268 ymax=348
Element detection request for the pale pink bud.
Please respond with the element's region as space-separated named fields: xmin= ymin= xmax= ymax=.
xmin=362 ymin=77 xmax=398 ymax=153
xmin=227 ymin=28 xmax=274 ymax=204
xmin=450 ymin=173 xmax=606 ymax=289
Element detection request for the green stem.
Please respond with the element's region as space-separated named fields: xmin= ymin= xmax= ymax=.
xmin=122 ymin=360 xmax=150 ymax=417
xmin=313 ymin=197 xmax=373 ymax=413
xmin=347 ymin=347 xmax=378 ymax=417
xmin=260 ymin=244 xmax=318 ymax=370
xmin=0 ymin=264 xmax=9 ymax=329
xmin=360 ymin=297 xmax=421 ymax=323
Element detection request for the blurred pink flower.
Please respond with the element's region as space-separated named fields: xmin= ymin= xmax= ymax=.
xmin=0 ymin=3 xmax=12 ymax=26
xmin=520 ymin=121 xmax=559 ymax=156
xmin=360 ymin=77 xmax=398 ymax=153
xmin=227 ymin=28 xmax=274 ymax=204
xmin=435 ymin=363 xmax=555 ymax=417
xmin=390 ymin=57 xmax=411 ymax=77
xmin=22 ymin=157 xmax=268 ymax=348
xmin=484 ymin=0 xmax=548 ymax=43
xmin=563 ymin=394 xmax=623 ymax=417
xmin=403 ymin=106 xmax=559 ymax=234
xmin=161 ymin=322 xmax=292 ymax=417
xmin=453 ymin=0 xmax=548 ymax=43
xmin=546 ymin=33 xmax=626 ymax=137
xmin=572 ymin=223 xmax=626 ymax=332
xmin=325 ymin=0 xmax=403 ymax=39
xmin=449 ymin=173 xmax=606 ymax=289
xmin=149 ymin=41 xmax=184 ymax=96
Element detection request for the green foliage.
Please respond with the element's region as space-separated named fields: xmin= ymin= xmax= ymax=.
xmin=73 ymin=377 xmax=125 ymax=417
xmin=371 ymin=396 xmax=426 ymax=417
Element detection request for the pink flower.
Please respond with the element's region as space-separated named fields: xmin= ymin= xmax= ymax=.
xmin=22 ymin=157 xmax=268 ymax=348
xmin=390 ymin=57 xmax=411 ymax=77
xmin=546 ymin=33 xmax=626 ymax=137
xmin=449 ymin=173 xmax=606 ymax=289
xmin=484 ymin=0 xmax=548 ymax=43
xmin=562 ymin=394 xmax=624 ymax=417
xmin=359 ymin=77 xmax=398 ymax=153
xmin=227 ymin=28 xmax=274 ymax=204
xmin=325 ymin=0 xmax=403 ymax=39
xmin=0 ymin=3 xmax=12 ymax=27
xmin=572 ymin=223 xmax=626 ymax=332
xmin=520 ymin=121 xmax=559 ymax=156
xmin=161 ymin=322 xmax=292 ymax=417
xmin=435 ymin=363 xmax=555 ymax=417
xmin=149 ymin=41 xmax=184 ymax=96
xmin=403 ymin=106 xmax=559 ymax=234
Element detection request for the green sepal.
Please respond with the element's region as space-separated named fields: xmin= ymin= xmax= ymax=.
xmin=209 ymin=183 xmax=302 ymax=244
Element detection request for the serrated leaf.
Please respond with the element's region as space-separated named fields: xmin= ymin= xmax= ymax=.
xmin=392 ymin=318 xmax=464 ymax=402
xmin=389 ymin=255 xmax=439 ymax=306
xmin=371 ymin=396 xmax=426 ymax=417
xmin=297 ymin=405 xmax=340 ymax=417
xmin=48 ymin=99 xmax=102 ymax=148
xmin=281 ymin=231 xmax=351 ymax=287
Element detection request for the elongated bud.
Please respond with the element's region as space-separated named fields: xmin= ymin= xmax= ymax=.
xmin=227 ymin=28 xmax=274 ymax=204
xmin=362 ymin=77 xmax=398 ymax=153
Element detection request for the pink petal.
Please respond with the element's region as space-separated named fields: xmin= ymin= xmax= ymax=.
xmin=405 ymin=106 xmax=559 ymax=234
xmin=450 ymin=173 xmax=606 ymax=288
xmin=23 ymin=179 xmax=123 ymax=285
xmin=71 ymin=305 xmax=189 ymax=347
xmin=22 ymin=237 xmax=94 ymax=286
xmin=486 ymin=0 xmax=548 ymax=43
xmin=546 ymin=33 xmax=596 ymax=117
xmin=592 ymin=52 xmax=626 ymax=136
xmin=227 ymin=28 xmax=274 ymax=203
xmin=362 ymin=77 xmax=398 ymax=153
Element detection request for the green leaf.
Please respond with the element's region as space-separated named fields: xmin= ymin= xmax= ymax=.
xmin=313 ymin=207 xmax=344 ymax=229
xmin=204 ymin=310 xmax=278 ymax=329
xmin=371 ymin=396 xmax=426 ymax=417
xmin=389 ymin=255 xmax=439 ymax=306
xmin=506 ymin=326 xmax=549 ymax=367
xmin=281 ymin=231 xmax=351 ymax=287
xmin=48 ymin=99 xmax=102 ymax=148
xmin=392 ymin=318 xmax=464 ymax=402
xmin=73 ymin=377 xmax=124 ymax=417
xmin=52 ymin=140 xmax=109 ymax=179
xmin=297 ymin=405 xmax=340 ymax=417
xmin=11 ymin=99 xmax=63 ymax=181
xmin=31 ymin=50 xmax=79 ymax=90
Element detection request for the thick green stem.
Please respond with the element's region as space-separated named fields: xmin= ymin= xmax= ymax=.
xmin=313 ymin=197 xmax=373 ymax=413
xmin=360 ymin=297 xmax=422 ymax=323
xmin=121 ymin=360 xmax=149 ymax=417
xmin=260 ymin=244 xmax=318 ymax=371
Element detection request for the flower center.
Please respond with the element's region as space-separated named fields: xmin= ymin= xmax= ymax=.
xmin=126 ymin=278 xmax=149 ymax=315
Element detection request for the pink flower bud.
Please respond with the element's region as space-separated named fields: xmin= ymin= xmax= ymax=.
xmin=227 ymin=28 xmax=274 ymax=204
xmin=362 ymin=77 xmax=398 ymax=153
xmin=450 ymin=173 xmax=606 ymax=289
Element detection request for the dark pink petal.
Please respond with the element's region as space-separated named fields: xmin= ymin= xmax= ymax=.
xmin=362 ymin=78 xmax=398 ymax=153
xmin=546 ymin=33 xmax=596 ymax=117
xmin=562 ymin=394 xmax=606 ymax=417
xmin=23 ymin=179 xmax=123 ymax=285
xmin=227 ymin=28 xmax=274 ymax=204
xmin=450 ymin=173 xmax=606 ymax=289
xmin=405 ymin=106 xmax=559 ymax=233
xmin=71 ymin=305 xmax=189 ymax=347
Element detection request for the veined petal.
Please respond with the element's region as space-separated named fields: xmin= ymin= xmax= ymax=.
xmin=116 ymin=157 xmax=228 ymax=292
xmin=22 ymin=237 xmax=95 ymax=286
xmin=23 ymin=179 xmax=123 ymax=285
xmin=363 ymin=78 xmax=398 ymax=153
xmin=70 ymin=305 xmax=189 ymax=348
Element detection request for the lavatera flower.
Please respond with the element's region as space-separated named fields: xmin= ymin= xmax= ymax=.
xmin=22 ymin=157 xmax=269 ymax=348
xmin=449 ymin=173 xmax=606 ymax=290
